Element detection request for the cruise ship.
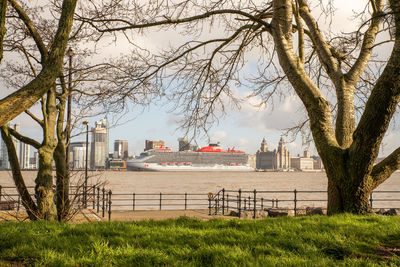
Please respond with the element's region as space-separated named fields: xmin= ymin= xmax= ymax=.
xmin=126 ymin=143 xmax=253 ymax=171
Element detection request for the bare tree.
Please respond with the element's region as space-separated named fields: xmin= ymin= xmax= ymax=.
xmin=1 ymin=0 xmax=153 ymax=220
xmin=0 ymin=0 xmax=76 ymax=125
xmin=79 ymin=0 xmax=400 ymax=214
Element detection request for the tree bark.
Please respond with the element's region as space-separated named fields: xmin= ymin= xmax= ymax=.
xmin=54 ymin=141 xmax=69 ymax=221
xmin=34 ymin=89 xmax=58 ymax=220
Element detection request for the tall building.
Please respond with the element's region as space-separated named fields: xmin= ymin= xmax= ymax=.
xmin=91 ymin=119 xmax=108 ymax=169
xmin=0 ymin=123 xmax=20 ymax=169
xmin=0 ymin=134 xmax=8 ymax=169
xmin=256 ymin=138 xmax=276 ymax=170
xmin=20 ymin=142 xmax=30 ymax=169
xmin=276 ymin=137 xmax=291 ymax=169
xmin=114 ymin=140 xmax=129 ymax=159
xmin=178 ymin=138 xmax=198 ymax=151
xmin=70 ymin=142 xmax=91 ymax=169
xmin=256 ymin=137 xmax=291 ymax=170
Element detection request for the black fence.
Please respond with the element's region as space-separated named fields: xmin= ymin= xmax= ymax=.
xmin=209 ymin=189 xmax=400 ymax=218
xmin=1 ymin=185 xmax=400 ymax=221
xmin=0 ymin=185 xmax=113 ymax=221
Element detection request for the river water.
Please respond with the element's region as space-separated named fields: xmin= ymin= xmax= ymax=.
xmin=1 ymin=170 xmax=399 ymax=210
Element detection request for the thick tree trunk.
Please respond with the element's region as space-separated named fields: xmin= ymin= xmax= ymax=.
xmin=35 ymin=146 xmax=57 ymax=220
xmin=327 ymin=179 xmax=372 ymax=214
xmin=325 ymin=155 xmax=374 ymax=214
xmin=54 ymin=142 xmax=70 ymax=221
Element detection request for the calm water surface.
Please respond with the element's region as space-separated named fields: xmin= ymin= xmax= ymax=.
xmin=1 ymin=170 xmax=399 ymax=193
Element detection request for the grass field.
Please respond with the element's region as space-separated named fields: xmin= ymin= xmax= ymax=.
xmin=0 ymin=214 xmax=399 ymax=266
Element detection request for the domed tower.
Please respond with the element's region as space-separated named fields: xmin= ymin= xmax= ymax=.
xmin=276 ymin=137 xmax=290 ymax=170
xmin=259 ymin=138 xmax=268 ymax=152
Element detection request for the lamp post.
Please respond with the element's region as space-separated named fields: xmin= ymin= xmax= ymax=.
xmin=66 ymin=47 xmax=74 ymax=174
xmin=82 ymin=121 xmax=89 ymax=208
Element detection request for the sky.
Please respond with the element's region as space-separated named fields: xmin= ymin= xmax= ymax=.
xmin=2 ymin=0 xmax=400 ymax=158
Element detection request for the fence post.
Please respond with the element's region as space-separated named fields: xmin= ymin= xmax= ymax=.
xmin=248 ymin=196 xmax=251 ymax=210
xmin=184 ymin=193 xmax=187 ymax=210
xmin=108 ymin=190 xmax=112 ymax=221
xmin=222 ymin=188 xmax=225 ymax=215
xmin=0 ymin=185 xmax=2 ymax=201
xmin=214 ymin=198 xmax=218 ymax=215
xmin=159 ymin=193 xmax=162 ymax=210
xmin=17 ymin=196 xmax=20 ymax=211
xmin=133 ymin=193 xmax=135 ymax=211
xmin=92 ymin=185 xmax=96 ymax=209
xmin=276 ymin=199 xmax=279 ymax=208
xmin=261 ymin=198 xmax=264 ymax=210
xmin=208 ymin=196 xmax=212 ymax=215
xmin=238 ymin=189 xmax=242 ymax=218
xmin=272 ymin=199 xmax=274 ymax=208
xmin=294 ymin=189 xmax=297 ymax=217
xmin=227 ymin=194 xmax=229 ymax=212
xmin=102 ymin=187 xmax=105 ymax=218
xmin=244 ymin=199 xmax=247 ymax=210
xmin=370 ymin=192 xmax=373 ymax=209
xmin=253 ymin=189 xmax=257 ymax=219
xmin=97 ymin=187 xmax=100 ymax=213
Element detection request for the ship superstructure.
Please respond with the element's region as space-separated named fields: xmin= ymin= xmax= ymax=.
xmin=127 ymin=142 xmax=253 ymax=171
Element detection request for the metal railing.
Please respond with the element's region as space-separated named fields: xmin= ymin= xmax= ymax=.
xmin=209 ymin=189 xmax=400 ymax=218
xmin=1 ymin=185 xmax=400 ymax=221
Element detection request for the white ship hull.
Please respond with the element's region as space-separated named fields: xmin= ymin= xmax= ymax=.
xmin=126 ymin=162 xmax=254 ymax=172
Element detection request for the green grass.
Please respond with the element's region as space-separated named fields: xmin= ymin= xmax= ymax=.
xmin=0 ymin=215 xmax=399 ymax=266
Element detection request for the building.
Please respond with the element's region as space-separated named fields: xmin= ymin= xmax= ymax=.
xmin=247 ymin=154 xmax=257 ymax=169
xmin=291 ymin=150 xmax=314 ymax=171
xmin=178 ymin=138 xmax=198 ymax=151
xmin=0 ymin=123 xmax=20 ymax=169
xmin=313 ymin=156 xmax=324 ymax=170
xmin=276 ymin=137 xmax=291 ymax=169
xmin=145 ymin=140 xmax=165 ymax=151
xmin=256 ymin=137 xmax=291 ymax=170
xmin=114 ymin=140 xmax=129 ymax=159
xmin=20 ymin=142 xmax=30 ymax=169
xmin=256 ymin=138 xmax=276 ymax=170
xmin=91 ymin=119 xmax=108 ymax=169
xmin=71 ymin=141 xmax=91 ymax=170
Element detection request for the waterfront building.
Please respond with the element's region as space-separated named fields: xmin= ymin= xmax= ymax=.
xmin=114 ymin=140 xmax=129 ymax=159
xmin=91 ymin=119 xmax=108 ymax=169
xmin=0 ymin=123 xmax=20 ymax=169
xmin=276 ymin=137 xmax=291 ymax=169
xmin=145 ymin=140 xmax=165 ymax=151
xmin=313 ymin=156 xmax=324 ymax=170
xmin=256 ymin=137 xmax=291 ymax=170
xmin=247 ymin=154 xmax=257 ymax=169
xmin=291 ymin=150 xmax=314 ymax=171
xmin=70 ymin=141 xmax=91 ymax=170
xmin=20 ymin=142 xmax=30 ymax=169
xmin=178 ymin=138 xmax=198 ymax=151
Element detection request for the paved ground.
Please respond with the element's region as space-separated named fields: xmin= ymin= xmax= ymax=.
xmin=96 ymin=209 xmax=228 ymax=222
xmin=0 ymin=209 xmax=227 ymax=223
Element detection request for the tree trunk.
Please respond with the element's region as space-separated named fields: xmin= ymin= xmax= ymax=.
xmin=35 ymin=146 xmax=57 ymax=220
xmin=325 ymin=157 xmax=374 ymax=214
xmin=0 ymin=0 xmax=6 ymax=64
xmin=54 ymin=141 xmax=70 ymax=221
